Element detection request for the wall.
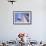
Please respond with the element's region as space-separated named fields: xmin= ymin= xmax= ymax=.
xmin=0 ymin=0 xmax=46 ymax=41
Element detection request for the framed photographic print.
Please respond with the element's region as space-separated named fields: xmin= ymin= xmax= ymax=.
xmin=13 ymin=11 xmax=32 ymax=25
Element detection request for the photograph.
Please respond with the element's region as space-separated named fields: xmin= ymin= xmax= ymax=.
xmin=13 ymin=11 xmax=32 ymax=25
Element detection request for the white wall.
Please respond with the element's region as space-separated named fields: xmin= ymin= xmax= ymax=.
xmin=0 ymin=0 xmax=46 ymax=41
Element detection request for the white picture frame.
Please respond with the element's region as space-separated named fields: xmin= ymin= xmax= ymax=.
xmin=13 ymin=11 xmax=32 ymax=25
